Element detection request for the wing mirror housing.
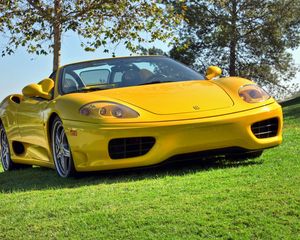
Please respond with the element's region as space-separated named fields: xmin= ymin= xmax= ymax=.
xmin=22 ymin=78 xmax=54 ymax=100
xmin=205 ymin=66 xmax=222 ymax=80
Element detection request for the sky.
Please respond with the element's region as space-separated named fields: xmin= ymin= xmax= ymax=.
xmin=0 ymin=33 xmax=300 ymax=101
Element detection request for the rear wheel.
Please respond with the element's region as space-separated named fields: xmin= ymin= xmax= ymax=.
xmin=0 ymin=124 xmax=17 ymax=171
xmin=1 ymin=124 xmax=32 ymax=171
xmin=51 ymin=117 xmax=76 ymax=178
xmin=226 ymin=150 xmax=263 ymax=161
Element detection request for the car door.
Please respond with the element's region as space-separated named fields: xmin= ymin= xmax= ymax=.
xmin=16 ymin=97 xmax=50 ymax=161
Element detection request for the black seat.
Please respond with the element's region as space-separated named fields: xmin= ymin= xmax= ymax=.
xmin=120 ymin=69 xmax=142 ymax=87
xmin=63 ymin=78 xmax=79 ymax=93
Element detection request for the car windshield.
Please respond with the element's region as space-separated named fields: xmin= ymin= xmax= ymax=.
xmin=60 ymin=56 xmax=205 ymax=94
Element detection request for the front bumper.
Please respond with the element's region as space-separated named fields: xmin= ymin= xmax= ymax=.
xmin=63 ymin=102 xmax=283 ymax=171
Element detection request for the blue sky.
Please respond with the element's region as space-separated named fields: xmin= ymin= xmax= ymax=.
xmin=0 ymin=33 xmax=299 ymax=101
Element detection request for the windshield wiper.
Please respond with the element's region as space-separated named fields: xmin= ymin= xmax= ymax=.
xmin=67 ymin=86 xmax=113 ymax=94
xmin=139 ymin=80 xmax=174 ymax=86
xmin=80 ymin=86 xmax=111 ymax=91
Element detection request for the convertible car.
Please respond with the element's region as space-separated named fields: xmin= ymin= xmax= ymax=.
xmin=0 ymin=56 xmax=283 ymax=177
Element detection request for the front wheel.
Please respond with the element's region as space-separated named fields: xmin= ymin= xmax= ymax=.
xmin=51 ymin=117 xmax=76 ymax=178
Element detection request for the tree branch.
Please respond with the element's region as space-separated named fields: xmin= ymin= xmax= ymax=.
xmin=27 ymin=0 xmax=53 ymax=22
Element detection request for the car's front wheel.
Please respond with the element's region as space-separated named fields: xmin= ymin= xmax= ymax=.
xmin=51 ymin=117 xmax=76 ymax=178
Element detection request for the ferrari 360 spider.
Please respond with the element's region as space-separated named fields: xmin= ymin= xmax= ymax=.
xmin=0 ymin=56 xmax=283 ymax=177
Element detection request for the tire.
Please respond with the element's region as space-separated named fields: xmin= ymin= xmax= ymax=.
xmin=51 ymin=117 xmax=76 ymax=178
xmin=226 ymin=150 xmax=263 ymax=161
xmin=0 ymin=123 xmax=17 ymax=171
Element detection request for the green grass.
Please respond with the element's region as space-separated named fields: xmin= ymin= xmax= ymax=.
xmin=1 ymin=102 xmax=300 ymax=240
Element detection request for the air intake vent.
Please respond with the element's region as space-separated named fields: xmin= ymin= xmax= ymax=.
xmin=251 ymin=118 xmax=279 ymax=139
xmin=109 ymin=137 xmax=155 ymax=159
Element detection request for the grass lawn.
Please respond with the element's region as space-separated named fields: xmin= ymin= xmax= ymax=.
xmin=0 ymin=101 xmax=299 ymax=239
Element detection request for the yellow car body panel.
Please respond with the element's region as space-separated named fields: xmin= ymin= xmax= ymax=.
xmin=63 ymin=102 xmax=282 ymax=171
xmin=0 ymin=56 xmax=283 ymax=173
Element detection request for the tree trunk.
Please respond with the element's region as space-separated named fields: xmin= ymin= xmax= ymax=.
xmin=229 ymin=0 xmax=237 ymax=76
xmin=53 ymin=0 xmax=62 ymax=72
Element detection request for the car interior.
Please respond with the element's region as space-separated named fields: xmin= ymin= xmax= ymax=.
xmin=62 ymin=64 xmax=155 ymax=94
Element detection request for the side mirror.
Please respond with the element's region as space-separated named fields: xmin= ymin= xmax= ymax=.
xmin=22 ymin=78 xmax=54 ymax=100
xmin=205 ymin=66 xmax=222 ymax=80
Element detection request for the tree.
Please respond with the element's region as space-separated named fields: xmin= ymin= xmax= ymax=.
xmin=137 ymin=46 xmax=168 ymax=56
xmin=0 ymin=0 xmax=182 ymax=71
xmin=168 ymin=0 xmax=300 ymax=96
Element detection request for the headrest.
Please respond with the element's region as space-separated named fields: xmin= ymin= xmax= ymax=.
xmin=38 ymin=78 xmax=55 ymax=93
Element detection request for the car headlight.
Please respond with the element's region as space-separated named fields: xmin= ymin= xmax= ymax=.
xmin=239 ymin=84 xmax=270 ymax=103
xmin=80 ymin=102 xmax=139 ymax=119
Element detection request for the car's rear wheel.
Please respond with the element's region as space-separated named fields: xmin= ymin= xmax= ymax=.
xmin=0 ymin=124 xmax=18 ymax=171
xmin=51 ymin=117 xmax=76 ymax=178
xmin=226 ymin=150 xmax=263 ymax=161
xmin=1 ymin=124 xmax=32 ymax=171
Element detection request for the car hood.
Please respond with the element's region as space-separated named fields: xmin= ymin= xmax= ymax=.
xmin=84 ymin=80 xmax=234 ymax=115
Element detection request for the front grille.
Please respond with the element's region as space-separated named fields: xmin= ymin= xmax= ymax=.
xmin=109 ymin=137 xmax=155 ymax=159
xmin=251 ymin=118 xmax=279 ymax=139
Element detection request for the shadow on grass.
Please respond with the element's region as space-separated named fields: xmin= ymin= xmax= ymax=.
xmin=0 ymin=157 xmax=262 ymax=193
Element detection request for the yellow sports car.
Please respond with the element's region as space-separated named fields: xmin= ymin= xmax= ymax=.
xmin=0 ymin=56 xmax=283 ymax=177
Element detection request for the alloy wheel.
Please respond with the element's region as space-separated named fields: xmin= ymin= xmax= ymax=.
xmin=52 ymin=119 xmax=74 ymax=177
xmin=0 ymin=126 xmax=10 ymax=171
